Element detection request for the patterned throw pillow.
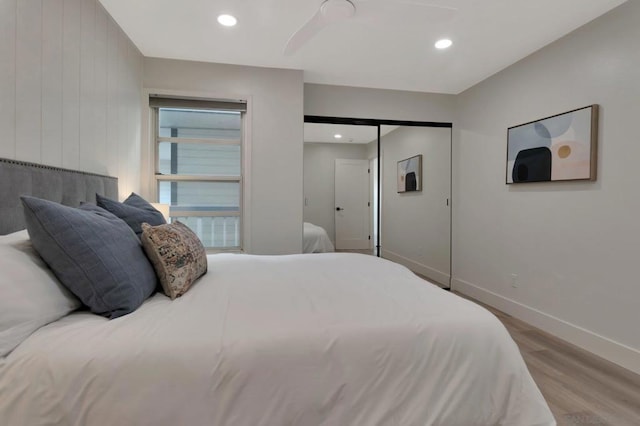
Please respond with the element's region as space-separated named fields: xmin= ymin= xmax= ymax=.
xmin=140 ymin=221 xmax=207 ymax=299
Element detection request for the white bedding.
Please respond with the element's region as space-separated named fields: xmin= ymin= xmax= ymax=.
xmin=0 ymin=253 xmax=554 ymax=426
xmin=303 ymin=222 xmax=335 ymax=253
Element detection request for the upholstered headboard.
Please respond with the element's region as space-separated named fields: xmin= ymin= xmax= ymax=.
xmin=0 ymin=158 xmax=118 ymax=235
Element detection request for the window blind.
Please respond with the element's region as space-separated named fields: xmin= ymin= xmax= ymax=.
xmin=149 ymin=96 xmax=246 ymax=112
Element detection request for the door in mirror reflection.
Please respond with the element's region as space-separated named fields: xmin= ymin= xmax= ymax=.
xmin=303 ymin=123 xmax=378 ymax=254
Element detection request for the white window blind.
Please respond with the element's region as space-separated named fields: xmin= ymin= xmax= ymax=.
xmin=151 ymin=96 xmax=245 ymax=250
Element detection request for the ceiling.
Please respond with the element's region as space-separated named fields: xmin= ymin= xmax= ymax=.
xmin=100 ymin=0 xmax=626 ymax=94
xmin=304 ymin=123 xmax=398 ymax=144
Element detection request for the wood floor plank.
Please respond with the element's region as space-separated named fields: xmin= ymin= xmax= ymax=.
xmin=532 ymin=350 xmax=640 ymax=421
xmin=522 ymin=329 xmax=640 ymax=389
xmin=509 ymin=330 xmax=549 ymax=353
xmin=523 ymin=350 xmax=638 ymax=425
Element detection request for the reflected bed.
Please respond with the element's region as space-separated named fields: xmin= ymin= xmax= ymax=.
xmin=303 ymin=222 xmax=335 ymax=253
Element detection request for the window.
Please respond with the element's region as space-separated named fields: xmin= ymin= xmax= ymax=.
xmin=150 ymin=97 xmax=245 ymax=250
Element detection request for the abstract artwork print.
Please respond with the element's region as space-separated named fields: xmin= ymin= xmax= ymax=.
xmin=507 ymin=105 xmax=598 ymax=183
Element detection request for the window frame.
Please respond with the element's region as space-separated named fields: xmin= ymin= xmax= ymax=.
xmin=150 ymin=102 xmax=245 ymax=252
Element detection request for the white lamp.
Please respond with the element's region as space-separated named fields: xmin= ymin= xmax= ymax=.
xmin=150 ymin=203 xmax=171 ymax=222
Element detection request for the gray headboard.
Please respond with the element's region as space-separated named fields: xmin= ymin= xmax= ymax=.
xmin=0 ymin=158 xmax=118 ymax=235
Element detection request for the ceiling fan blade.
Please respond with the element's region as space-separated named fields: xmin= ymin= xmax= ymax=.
xmin=284 ymin=10 xmax=329 ymax=56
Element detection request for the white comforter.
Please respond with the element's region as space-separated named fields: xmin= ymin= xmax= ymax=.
xmin=303 ymin=222 xmax=335 ymax=253
xmin=0 ymin=253 xmax=554 ymax=426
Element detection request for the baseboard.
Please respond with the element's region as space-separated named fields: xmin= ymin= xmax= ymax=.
xmin=381 ymin=249 xmax=450 ymax=287
xmin=452 ymin=277 xmax=640 ymax=375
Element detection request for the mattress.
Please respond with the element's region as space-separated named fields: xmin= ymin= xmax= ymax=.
xmin=0 ymin=253 xmax=555 ymax=426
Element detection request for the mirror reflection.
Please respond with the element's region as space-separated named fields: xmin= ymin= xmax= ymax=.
xmin=303 ymin=123 xmax=379 ymax=255
xmin=379 ymin=125 xmax=451 ymax=286
xmin=302 ymin=121 xmax=452 ymax=288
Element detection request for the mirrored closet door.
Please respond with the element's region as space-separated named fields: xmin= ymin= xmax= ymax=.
xmin=302 ymin=117 xmax=452 ymax=288
xmin=379 ymin=125 xmax=451 ymax=287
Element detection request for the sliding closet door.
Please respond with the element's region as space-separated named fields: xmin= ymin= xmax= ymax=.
xmin=380 ymin=126 xmax=451 ymax=286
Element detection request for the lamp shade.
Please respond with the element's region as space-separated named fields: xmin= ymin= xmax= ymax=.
xmin=150 ymin=203 xmax=171 ymax=222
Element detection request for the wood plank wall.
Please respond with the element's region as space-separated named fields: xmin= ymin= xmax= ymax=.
xmin=0 ymin=0 xmax=143 ymax=197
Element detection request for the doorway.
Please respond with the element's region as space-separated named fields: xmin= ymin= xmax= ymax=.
xmin=334 ymin=158 xmax=370 ymax=249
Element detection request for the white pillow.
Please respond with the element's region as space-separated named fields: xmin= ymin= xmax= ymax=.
xmin=0 ymin=230 xmax=81 ymax=357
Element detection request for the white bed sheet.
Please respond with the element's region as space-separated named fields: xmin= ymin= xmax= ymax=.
xmin=0 ymin=253 xmax=554 ymax=426
xmin=303 ymin=222 xmax=335 ymax=253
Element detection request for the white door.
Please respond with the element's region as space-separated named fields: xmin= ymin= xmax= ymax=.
xmin=335 ymin=159 xmax=370 ymax=249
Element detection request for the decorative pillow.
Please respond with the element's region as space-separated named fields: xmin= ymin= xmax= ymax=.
xmin=0 ymin=230 xmax=81 ymax=356
xmin=21 ymin=196 xmax=157 ymax=319
xmin=96 ymin=192 xmax=166 ymax=237
xmin=140 ymin=221 xmax=207 ymax=299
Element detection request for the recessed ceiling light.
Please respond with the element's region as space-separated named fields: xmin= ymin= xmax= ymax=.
xmin=435 ymin=38 xmax=453 ymax=49
xmin=334 ymin=134 xmax=342 ymax=139
xmin=217 ymin=14 xmax=237 ymax=27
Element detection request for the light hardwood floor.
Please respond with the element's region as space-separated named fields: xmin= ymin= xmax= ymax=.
xmin=453 ymin=291 xmax=640 ymax=426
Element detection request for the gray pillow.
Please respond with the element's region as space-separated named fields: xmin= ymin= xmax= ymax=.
xmin=96 ymin=192 xmax=166 ymax=237
xmin=21 ymin=196 xmax=157 ymax=319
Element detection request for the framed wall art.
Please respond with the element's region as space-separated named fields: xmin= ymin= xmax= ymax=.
xmin=397 ymin=154 xmax=422 ymax=193
xmin=506 ymin=105 xmax=598 ymax=184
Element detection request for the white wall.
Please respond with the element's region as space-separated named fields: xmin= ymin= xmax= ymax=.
xmin=304 ymin=83 xmax=455 ymax=123
xmin=0 ymin=0 xmax=143 ymax=197
xmin=143 ymin=58 xmax=304 ymax=255
xmin=303 ymin=143 xmax=368 ymax=244
xmin=381 ymin=127 xmax=451 ymax=285
xmin=453 ymin=1 xmax=640 ymax=373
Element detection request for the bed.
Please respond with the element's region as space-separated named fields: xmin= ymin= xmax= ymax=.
xmin=303 ymin=222 xmax=335 ymax=253
xmin=0 ymin=159 xmax=555 ymax=426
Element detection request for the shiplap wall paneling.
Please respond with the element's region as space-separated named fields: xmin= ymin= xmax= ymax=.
xmin=0 ymin=0 xmax=17 ymax=159
xmin=62 ymin=0 xmax=81 ymax=170
xmin=15 ymin=0 xmax=42 ymax=162
xmin=0 ymin=0 xmax=143 ymax=194
xmin=42 ymin=0 xmax=64 ymax=166
xmin=79 ymin=0 xmax=96 ymax=172
xmin=117 ymin=30 xmax=129 ymax=193
xmin=94 ymin=5 xmax=108 ymax=174
xmin=128 ymin=50 xmax=143 ymax=197
xmin=106 ymin=14 xmax=120 ymax=179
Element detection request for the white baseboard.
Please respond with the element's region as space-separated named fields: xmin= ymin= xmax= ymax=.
xmin=452 ymin=277 xmax=640 ymax=375
xmin=381 ymin=249 xmax=450 ymax=287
